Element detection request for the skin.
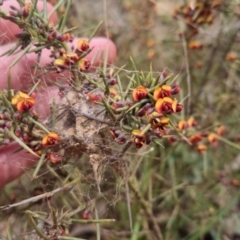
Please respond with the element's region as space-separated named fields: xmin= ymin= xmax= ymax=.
xmin=0 ymin=0 xmax=117 ymax=188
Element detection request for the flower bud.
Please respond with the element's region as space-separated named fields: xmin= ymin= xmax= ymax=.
xmin=171 ymin=83 xmax=180 ymax=95
xmin=88 ymin=91 xmax=103 ymax=102
xmin=0 ymin=120 xmax=6 ymax=127
xmin=14 ymin=126 xmax=22 ymax=137
xmin=3 ymin=139 xmax=10 ymax=145
xmin=23 ymin=3 xmax=31 ymax=18
xmin=159 ymin=69 xmax=168 ymax=82
xmin=116 ymin=133 xmax=127 ymax=144
xmin=5 ymin=121 xmax=12 ymax=129
xmin=22 ymin=133 xmax=31 ymax=143
xmin=136 ymin=103 xmax=152 ymax=117
xmin=176 ymin=103 xmax=183 ymax=112
xmin=107 ymin=78 xmax=118 ymax=85
xmin=13 ymin=112 xmax=22 ymax=121
xmin=154 ymin=128 xmax=164 ymax=138
xmin=48 ymin=153 xmax=62 ymax=163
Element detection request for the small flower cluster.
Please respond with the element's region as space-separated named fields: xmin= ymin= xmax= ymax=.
xmin=0 ymin=91 xmax=59 ymax=162
xmin=1 ymin=2 xmax=74 ymax=50
xmin=8 ymin=3 xmax=31 ymax=19
xmin=169 ymin=116 xmax=226 ymax=153
xmin=53 ymin=39 xmax=91 ymax=72
xmin=87 ymin=69 xmax=183 ymax=149
xmin=173 ymin=0 xmax=221 ymax=40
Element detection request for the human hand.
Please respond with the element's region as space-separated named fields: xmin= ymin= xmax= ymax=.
xmin=0 ymin=0 xmax=117 ymax=188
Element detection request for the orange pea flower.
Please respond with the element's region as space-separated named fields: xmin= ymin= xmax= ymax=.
xmin=187 ymin=116 xmax=197 ymax=127
xmin=109 ymin=88 xmax=121 ymax=101
xmin=131 ymin=129 xmax=146 ymax=148
xmin=188 ymin=41 xmax=203 ymax=50
xmin=132 ymin=86 xmax=148 ymax=102
xmin=178 ymin=120 xmax=188 ymax=131
xmin=78 ymin=58 xmax=91 ymax=71
xmin=77 ymin=39 xmax=90 ymax=53
xmin=189 ymin=133 xmax=202 ymax=144
xmin=147 ymin=111 xmax=163 ymax=123
xmin=208 ymin=133 xmax=218 ymax=146
xmin=63 ymin=53 xmax=79 ymax=64
xmin=11 ymin=91 xmax=35 ymax=112
xmin=155 ymin=97 xmax=178 ymax=114
xmin=196 ymin=144 xmax=207 ymax=153
xmin=211 ymin=0 xmax=222 ymax=8
xmin=151 ymin=116 xmax=169 ymax=129
xmin=208 ymin=133 xmax=218 ymax=143
xmin=42 ymin=132 xmax=59 ymax=146
xmin=54 ymin=58 xmax=66 ymax=68
xmin=226 ymin=51 xmax=237 ymax=62
xmin=216 ymin=125 xmax=225 ymax=136
xmin=153 ymin=85 xmax=171 ymax=100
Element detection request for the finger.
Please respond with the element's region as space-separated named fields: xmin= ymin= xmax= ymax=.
xmin=0 ymin=37 xmax=117 ymax=91
xmin=34 ymin=85 xmax=60 ymax=121
xmin=0 ymin=85 xmax=60 ymax=188
xmin=0 ymin=142 xmax=37 ymax=189
xmin=87 ymin=37 xmax=117 ymax=68
xmin=0 ymin=0 xmax=58 ymax=44
xmin=0 ymin=36 xmax=117 ymax=187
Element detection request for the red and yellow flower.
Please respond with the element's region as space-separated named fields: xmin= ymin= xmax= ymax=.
xmin=178 ymin=120 xmax=188 ymax=131
xmin=42 ymin=132 xmax=59 ymax=146
xmin=131 ymin=129 xmax=148 ymax=148
xmin=77 ymin=39 xmax=90 ymax=53
xmin=11 ymin=91 xmax=35 ymax=112
xmin=196 ymin=144 xmax=207 ymax=153
xmin=78 ymin=58 xmax=91 ymax=71
xmin=188 ymin=41 xmax=203 ymax=50
xmin=216 ymin=125 xmax=225 ymax=136
xmin=63 ymin=53 xmax=79 ymax=64
xmin=208 ymin=133 xmax=218 ymax=143
xmin=187 ymin=116 xmax=197 ymax=127
xmin=153 ymin=85 xmax=171 ymax=100
xmin=132 ymin=86 xmax=148 ymax=102
xmin=147 ymin=112 xmax=169 ymax=129
xmin=54 ymin=58 xmax=66 ymax=68
xmin=226 ymin=51 xmax=237 ymax=62
xmin=155 ymin=97 xmax=179 ymax=113
xmin=109 ymin=88 xmax=121 ymax=101
xmin=189 ymin=133 xmax=202 ymax=144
